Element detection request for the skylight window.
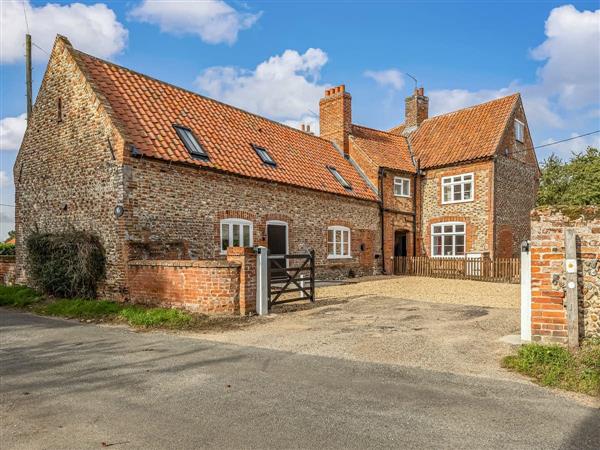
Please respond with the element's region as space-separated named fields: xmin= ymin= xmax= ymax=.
xmin=252 ymin=144 xmax=276 ymax=166
xmin=328 ymin=166 xmax=352 ymax=190
xmin=173 ymin=125 xmax=208 ymax=159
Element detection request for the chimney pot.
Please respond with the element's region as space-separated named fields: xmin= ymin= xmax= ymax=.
xmin=405 ymin=87 xmax=429 ymax=128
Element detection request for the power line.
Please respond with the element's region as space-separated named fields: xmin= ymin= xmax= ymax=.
xmin=508 ymin=130 xmax=600 ymax=158
xmin=32 ymin=43 xmax=50 ymax=56
xmin=22 ymin=1 xmax=29 ymax=34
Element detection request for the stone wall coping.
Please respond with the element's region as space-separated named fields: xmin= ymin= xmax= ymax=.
xmin=128 ymin=259 xmax=240 ymax=269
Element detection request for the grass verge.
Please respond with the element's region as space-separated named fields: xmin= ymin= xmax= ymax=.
xmin=1 ymin=285 xmax=252 ymax=331
xmin=502 ymin=341 xmax=600 ymax=397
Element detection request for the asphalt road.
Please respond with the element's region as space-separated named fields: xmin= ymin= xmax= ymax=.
xmin=1 ymin=310 xmax=598 ymax=450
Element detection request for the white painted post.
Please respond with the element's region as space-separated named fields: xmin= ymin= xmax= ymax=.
xmin=520 ymin=240 xmax=532 ymax=342
xmin=564 ymin=229 xmax=579 ymax=348
xmin=299 ymin=274 xmax=306 ymax=298
xmin=255 ymin=246 xmax=269 ymax=316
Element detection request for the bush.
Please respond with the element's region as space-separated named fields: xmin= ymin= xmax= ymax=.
xmin=26 ymin=231 xmax=106 ymax=298
xmin=0 ymin=242 xmax=15 ymax=256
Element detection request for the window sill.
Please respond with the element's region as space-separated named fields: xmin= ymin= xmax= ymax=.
xmin=394 ymin=194 xmax=411 ymax=198
xmin=441 ymin=198 xmax=474 ymax=205
xmin=431 ymin=255 xmax=467 ymax=258
xmin=327 ymin=255 xmax=352 ymax=260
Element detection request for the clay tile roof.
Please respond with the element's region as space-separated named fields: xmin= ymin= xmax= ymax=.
xmin=392 ymin=94 xmax=520 ymax=169
xmin=73 ymin=50 xmax=378 ymax=202
xmin=350 ymin=125 xmax=415 ymax=173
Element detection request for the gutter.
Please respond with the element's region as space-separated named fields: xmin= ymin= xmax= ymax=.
xmin=403 ymin=133 xmax=419 ymax=257
xmin=378 ymin=167 xmax=386 ymax=274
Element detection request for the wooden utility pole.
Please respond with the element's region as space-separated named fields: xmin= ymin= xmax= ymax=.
xmin=564 ymin=229 xmax=579 ymax=348
xmin=26 ymin=34 xmax=33 ymax=120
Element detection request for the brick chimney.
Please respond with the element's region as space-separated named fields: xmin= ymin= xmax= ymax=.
xmin=405 ymin=87 xmax=428 ymax=128
xmin=319 ymin=85 xmax=351 ymax=154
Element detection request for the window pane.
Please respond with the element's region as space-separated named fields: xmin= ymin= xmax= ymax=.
xmin=464 ymin=183 xmax=472 ymax=199
xmin=455 ymin=235 xmax=465 ymax=246
xmin=433 ymin=236 xmax=442 ymax=256
xmin=433 ymin=225 xmax=442 ymax=234
xmin=463 ymin=174 xmax=472 ymax=181
xmin=394 ymin=182 xmax=402 ymax=196
xmin=455 ymin=224 xmax=465 ymax=233
xmin=243 ymin=225 xmax=250 ymax=247
xmin=221 ymin=224 xmax=229 ymax=251
xmin=335 ymin=230 xmax=342 ymax=255
xmin=455 ymin=245 xmax=465 ymax=255
xmin=443 ymin=185 xmax=452 ymax=202
xmin=443 ymin=235 xmax=454 ymax=255
xmin=343 ymin=230 xmax=350 ymax=255
xmin=453 ymin=185 xmax=462 ymax=201
xmin=403 ymin=179 xmax=410 ymax=195
xmin=328 ymin=229 xmax=334 ymax=244
xmin=232 ymin=224 xmax=240 ymax=247
xmin=328 ymin=242 xmax=335 ymax=256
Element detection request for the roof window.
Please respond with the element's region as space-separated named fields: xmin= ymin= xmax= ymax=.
xmin=328 ymin=166 xmax=352 ymax=190
xmin=252 ymin=144 xmax=276 ymax=166
xmin=174 ymin=125 xmax=208 ymax=159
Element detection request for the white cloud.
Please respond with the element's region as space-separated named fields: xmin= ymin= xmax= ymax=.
xmin=425 ymin=5 xmax=598 ymax=140
xmin=0 ymin=114 xmax=27 ymax=151
xmin=0 ymin=0 xmax=127 ymax=64
xmin=539 ymin=133 xmax=600 ymax=158
xmin=195 ymin=48 xmax=328 ymax=121
xmin=530 ymin=5 xmax=600 ymax=110
xmin=0 ymin=171 xmax=10 ymax=189
xmin=364 ymin=69 xmax=405 ymax=90
xmin=130 ymin=0 xmax=260 ymax=45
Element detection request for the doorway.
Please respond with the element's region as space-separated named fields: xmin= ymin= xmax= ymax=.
xmin=266 ymin=221 xmax=288 ymax=281
xmin=394 ymin=231 xmax=407 ymax=257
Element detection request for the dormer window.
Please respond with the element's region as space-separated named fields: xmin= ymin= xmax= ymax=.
xmin=515 ymin=119 xmax=525 ymax=143
xmin=173 ymin=125 xmax=208 ymax=159
xmin=328 ymin=166 xmax=352 ymax=190
xmin=252 ymin=144 xmax=276 ymax=166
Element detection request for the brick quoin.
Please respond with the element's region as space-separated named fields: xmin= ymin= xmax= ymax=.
xmin=529 ymin=207 xmax=600 ymax=343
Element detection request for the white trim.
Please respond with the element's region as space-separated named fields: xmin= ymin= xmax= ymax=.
xmin=441 ymin=172 xmax=474 ymax=204
xmin=220 ymin=218 xmax=253 ymax=254
xmin=327 ymin=225 xmax=351 ymax=259
xmin=431 ymin=221 xmax=466 ymax=257
xmin=515 ymin=119 xmax=525 ymax=143
xmin=393 ymin=176 xmax=411 ymax=197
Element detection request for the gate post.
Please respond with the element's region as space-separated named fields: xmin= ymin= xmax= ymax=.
xmin=520 ymin=240 xmax=531 ymax=342
xmin=255 ymin=246 xmax=269 ymax=315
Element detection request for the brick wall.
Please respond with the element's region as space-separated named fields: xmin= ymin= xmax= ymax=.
xmin=420 ymin=161 xmax=493 ymax=256
xmin=124 ymin=157 xmax=381 ymax=283
xmin=127 ymin=247 xmax=255 ymax=314
xmin=530 ymin=207 xmax=600 ymax=343
xmin=0 ymin=256 xmax=16 ymax=285
xmin=15 ymin=37 xmax=128 ymax=298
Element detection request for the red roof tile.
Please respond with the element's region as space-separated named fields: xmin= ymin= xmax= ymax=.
xmin=72 ymin=49 xmax=378 ymax=202
xmin=390 ymin=94 xmax=519 ymax=169
xmin=350 ymin=125 xmax=415 ymax=173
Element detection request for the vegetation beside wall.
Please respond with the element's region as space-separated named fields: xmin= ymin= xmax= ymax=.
xmin=0 ymin=242 xmax=16 ymax=256
xmin=502 ymin=342 xmax=600 ymax=397
xmin=26 ymin=231 xmax=106 ymax=298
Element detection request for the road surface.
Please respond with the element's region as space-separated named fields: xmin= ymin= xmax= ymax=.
xmin=1 ymin=310 xmax=598 ymax=449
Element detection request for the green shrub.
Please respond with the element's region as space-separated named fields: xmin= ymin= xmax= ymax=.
xmin=0 ymin=285 xmax=42 ymax=307
xmin=26 ymin=231 xmax=106 ymax=298
xmin=0 ymin=242 xmax=15 ymax=256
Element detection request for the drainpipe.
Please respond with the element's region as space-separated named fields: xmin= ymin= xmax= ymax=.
xmin=413 ymin=159 xmax=420 ymax=256
xmin=378 ymin=167 xmax=386 ymax=274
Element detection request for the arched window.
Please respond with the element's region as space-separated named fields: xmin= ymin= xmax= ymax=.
xmin=220 ymin=219 xmax=253 ymax=254
xmin=327 ymin=226 xmax=351 ymax=258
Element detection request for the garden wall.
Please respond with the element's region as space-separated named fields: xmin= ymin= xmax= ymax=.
xmin=127 ymin=247 xmax=256 ymax=315
xmin=0 ymin=256 xmax=16 ymax=285
xmin=530 ymin=207 xmax=600 ymax=343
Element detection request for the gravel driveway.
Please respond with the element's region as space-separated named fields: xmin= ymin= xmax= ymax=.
xmin=197 ymin=276 xmax=522 ymax=380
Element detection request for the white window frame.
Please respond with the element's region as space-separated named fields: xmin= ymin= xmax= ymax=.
xmin=441 ymin=173 xmax=474 ymax=204
xmin=431 ymin=222 xmax=466 ymax=257
xmin=220 ymin=219 xmax=253 ymax=254
xmin=515 ymin=119 xmax=525 ymax=143
xmin=393 ymin=177 xmax=411 ymax=197
xmin=327 ymin=226 xmax=351 ymax=259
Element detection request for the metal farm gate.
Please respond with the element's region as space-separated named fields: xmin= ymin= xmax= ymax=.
xmin=268 ymin=250 xmax=315 ymax=307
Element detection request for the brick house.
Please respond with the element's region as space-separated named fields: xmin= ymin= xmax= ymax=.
xmin=15 ymin=36 xmax=538 ymax=303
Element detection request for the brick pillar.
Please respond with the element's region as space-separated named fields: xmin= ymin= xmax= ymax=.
xmin=227 ymin=247 xmax=256 ymax=315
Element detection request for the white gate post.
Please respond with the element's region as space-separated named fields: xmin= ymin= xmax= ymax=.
xmin=520 ymin=240 xmax=532 ymax=342
xmin=255 ymin=246 xmax=269 ymax=316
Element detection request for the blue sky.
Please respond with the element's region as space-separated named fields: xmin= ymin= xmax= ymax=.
xmin=1 ymin=0 xmax=599 ymax=239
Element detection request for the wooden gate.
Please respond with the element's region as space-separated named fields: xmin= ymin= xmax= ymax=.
xmin=268 ymin=250 xmax=315 ymax=306
xmin=394 ymin=256 xmax=520 ymax=283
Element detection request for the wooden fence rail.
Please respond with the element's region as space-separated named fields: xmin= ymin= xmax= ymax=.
xmin=394 ymin=256 xmax=520 ymax=284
